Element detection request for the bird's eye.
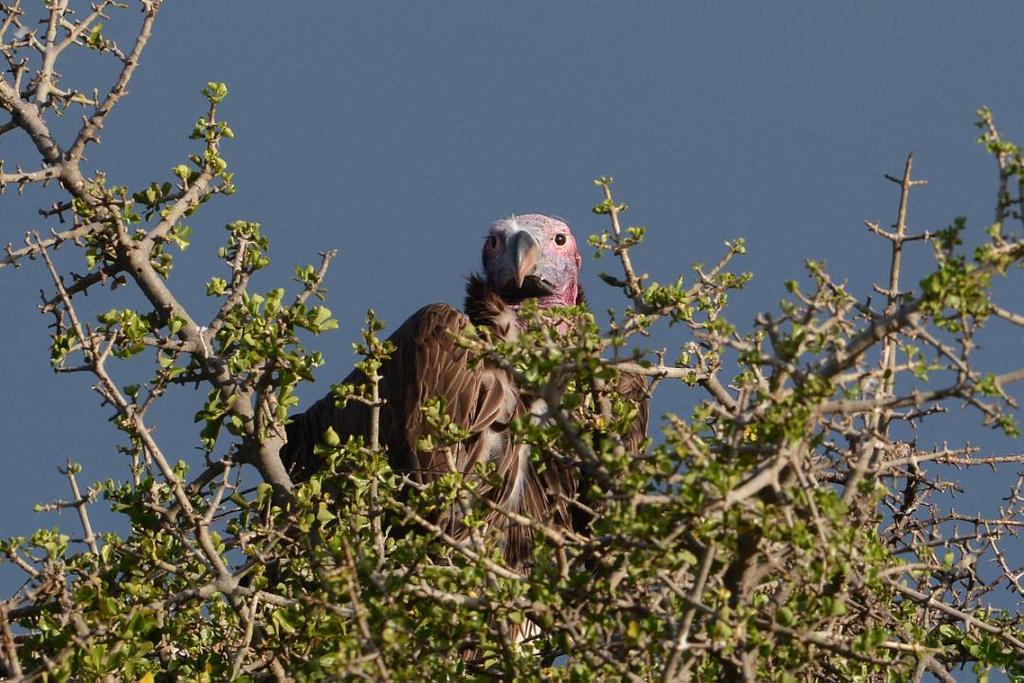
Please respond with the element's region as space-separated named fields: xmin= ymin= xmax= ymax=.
xmin=486 ymin=236 xmax=498 ymax=250
xmin=554 ymin=233 xmax=567 ymax=246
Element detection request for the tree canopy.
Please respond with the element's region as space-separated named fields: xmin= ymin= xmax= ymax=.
xmin=1 ymin=3 xmax=1024 ymax=681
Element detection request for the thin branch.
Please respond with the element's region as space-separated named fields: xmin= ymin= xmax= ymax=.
xmin=66 ymin=1 xmax=162 ymax=161
xmin=0 ymin=221 xmax=101 ymax=270
xmin=62 ymin=461 xmax=99 ymax=555
xmin=0 ymin=603 xmax=22 ymax=679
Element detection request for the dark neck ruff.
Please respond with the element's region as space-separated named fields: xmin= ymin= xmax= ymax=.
xmin=464 ymin=274 xmax=586 ymax=330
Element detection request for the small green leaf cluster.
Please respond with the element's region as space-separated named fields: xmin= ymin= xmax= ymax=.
xmin=96 ymin=308 xmax=153 ymax=359
xmin=195 ymin=279 xmax=334 ymax=448
xmin=919 ymin=218 xmax=994 ymax=330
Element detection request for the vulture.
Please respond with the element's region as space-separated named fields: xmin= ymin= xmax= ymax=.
xmin=279 ymin=214 xmax=648 ymax=570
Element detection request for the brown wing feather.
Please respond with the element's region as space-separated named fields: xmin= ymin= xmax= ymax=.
xmin=389 ymin=303 xmax=519 ymax=485
xmin=281 ymin=304 xmax=515 ymax=481
xmin=280 ymin=281 xmax=650 ymax=571
xmin=615 ymin=370 xmax=650 ymax=456
xmin=280 ymin=301 xmax=549 ymax=567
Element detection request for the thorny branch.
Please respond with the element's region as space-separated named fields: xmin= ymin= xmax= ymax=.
xmin=0 ymin=2 xmax=1023 ymax=680
xmin=0 ymin=2 xmax=340 ymax=679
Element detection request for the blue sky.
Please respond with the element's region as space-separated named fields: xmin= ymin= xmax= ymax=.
xmin=2 ymin=3 xmax=1023 ymax=605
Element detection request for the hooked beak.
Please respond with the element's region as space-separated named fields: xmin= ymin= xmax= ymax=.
xmin=511 ymin=230 xmax=540 ymax=288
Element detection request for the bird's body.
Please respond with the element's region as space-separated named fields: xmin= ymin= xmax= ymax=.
xmin=279 ymin=215 xmax=647 ymax=569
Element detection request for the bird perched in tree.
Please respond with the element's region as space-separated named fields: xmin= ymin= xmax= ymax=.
xmin=279 ymin=214 xmax=648 ymax=570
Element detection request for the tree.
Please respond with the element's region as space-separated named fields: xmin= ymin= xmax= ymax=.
xmin=1 ymin=2 xmax=1023 ymax=680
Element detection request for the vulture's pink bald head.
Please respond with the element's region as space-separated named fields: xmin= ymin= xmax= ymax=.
xmin=482 ymin=214 xmax=582 ymax=308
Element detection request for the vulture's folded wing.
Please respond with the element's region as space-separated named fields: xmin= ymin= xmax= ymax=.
xmin=379 ymin=303 xmax=521 ymax=486
xmin=279 ymin=304 xmax=520 ymax=489
xmin=615 ymin=370 xmax=650 ymax=456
